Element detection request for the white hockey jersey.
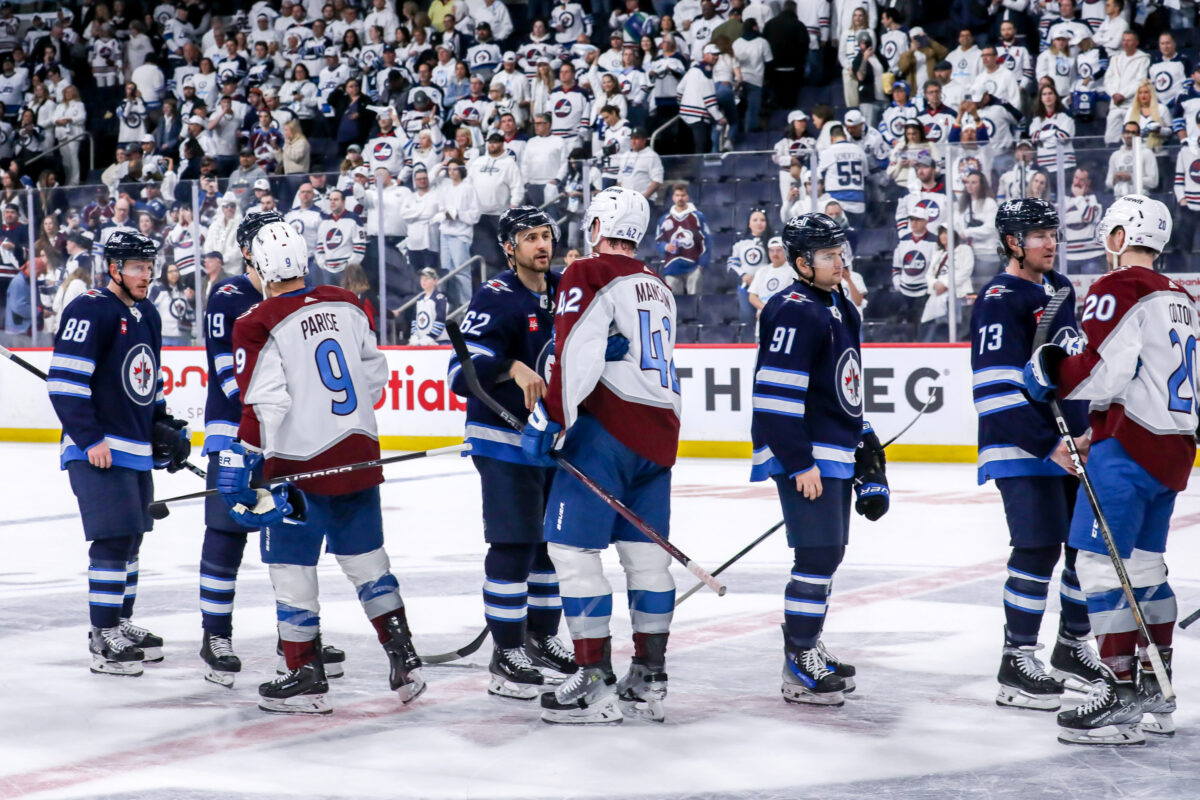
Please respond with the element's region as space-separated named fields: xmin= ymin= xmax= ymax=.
xmin=817 ymin=140 xmax=869 ymax=214
xmin=315 ymin=213 xmax=367 ymax=273
xmin=892 ymin=230 xmax=939 ymax=297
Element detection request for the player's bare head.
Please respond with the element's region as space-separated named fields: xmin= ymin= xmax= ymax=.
xmin=783 ymin=213 xmax=846 ymax=291
xmin=584 ymin=186 xmax=650 ymax=254
xmin=499 ymin=206 xmax=558 ymax=273
xmin=996 ymin=198 xmax=1060 ymax=273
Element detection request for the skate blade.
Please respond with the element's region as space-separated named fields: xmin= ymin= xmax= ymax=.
xmin=91 ymin=657 xmax=144 ymax=677
xmin=1057 ymin=723 xmax=1145 ymax=746
xmin=258 ymin=694 xmax=333 ymax=715
xmin=276 ymin=656 xmax=344 ymax=679
xmin=140 ymin=647 xmax=164 ymax=663
xmin=488 ymin=675 xmax=542 ymax=700
xmin=996 ymin=685 xmax=1061 ymax=711
xmin=394 ymin=672 xmax=426 ymax=704
xmin=841 ymin=677 xmax=856 ymax=694
xmin=1141 ymin=712 xmax=1176 ymax=736
xmin=538 ymin=668 xmax=570 ymax=685
xmin=617 ymin=697 xmax=665 ymax=723
xmin=1049 ymin=668 xmax=1102 ymax=694
xmin=203 ymin=667 xmax=236 ymax=688
xmin=782 ymin=684 xmax=844 ymax=707
xmin=541 ymin=698 xmax=624 ymax=725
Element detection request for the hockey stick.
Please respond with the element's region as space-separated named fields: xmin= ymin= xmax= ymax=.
xmin=1180 ymin=607 xmax=1200 ymax=630
xmin=420 ymin=627 xmax=490 ymax=664
xmin=1 ymin=343 xmax=208 ymax=480
xmin=145 ymin=443 xmax=471 ymax=519
xmin=447 ymin=321 xmax=726 ymax=597
xmin=882 ymin=394 xmax=936 ymax=448
xmin=1034 ymin=287 xmax=1175 ymax=701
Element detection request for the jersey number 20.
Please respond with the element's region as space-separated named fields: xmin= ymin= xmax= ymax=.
xmin=1167 ymin=329 xmax=1197 ymax=415
xmin=315 ymin=338 xmax=359 ymax=416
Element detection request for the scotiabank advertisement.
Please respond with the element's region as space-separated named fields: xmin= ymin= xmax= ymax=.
xmin=0 ymin=344 xmax=977 ymax=461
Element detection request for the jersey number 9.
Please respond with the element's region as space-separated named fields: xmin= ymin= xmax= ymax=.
xmin=315 ymin=338 xmax=359 ymax=416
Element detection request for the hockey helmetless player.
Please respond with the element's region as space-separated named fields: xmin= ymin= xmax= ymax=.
xmin=523 ymin=186 xmax=680 ymax=724
xmin=749 ymin=213 xmax=888 ymax=707
xmin=219 ymin=222 xmax=423 ymax=714
xmin=1027 ymin=194 xmax=1199 ymax=745
xmin=48 ymin=231 xmax=192 ymax=676
xmin=973 ymin=199 xmax=1105 ymax=713
xmin=446 ymin=206 xmax=579 ymax=700
xmin=197 ymin=211 xmax=344 ymax=687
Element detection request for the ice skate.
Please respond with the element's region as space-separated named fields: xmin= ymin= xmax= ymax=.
xmin=277 ymin=637 xmax=344 ymax=678
xmin=1049 ymin=632 xmax=1107 ymax=693
xmin=89 ymin=626 xmax=144 ymax=677
xmin=617 ymin=662 xmax=668 ymax=722
xmin=119 ymin=619 xmax=163 ymax=663
xmin=540 ymin=665 xmax=623 ymax=724
xmin=488 ymin=646 xmax=544 ymax=700
xmin=782 ymin=640 xmax=846 ymax=706
xmin=1137 ymin=649 xmax=1175 ymax=737
xmin=818 ymin=640 xmax=856 ymax=693
xmin=258 ymin=658 xmax=331 ymax=715
xmin=996 ymin=644 xmax=1064 ymax=711
xmin=1057 ymin=672 xmax=1144 ymax=746
xmin=380 ymin=613 xmax=425 ymax=703
xmin=200 ymin=632 xmax=242 ymax=688
xmin=526 ymin=633 xmax=578 ymax=684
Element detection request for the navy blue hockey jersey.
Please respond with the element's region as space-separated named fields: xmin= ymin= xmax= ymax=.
xmin=202 ymin=274 xmax=260 ymax=455
xmin=48 ymin=287 xmax=164 ymax=470
xmin=448 ymin=269 xmax=558 ymax=465
xmin=971 ymin=270 xmax=1089 ymax=483
xmin=751 ymin=280 xmax=864 ymax=481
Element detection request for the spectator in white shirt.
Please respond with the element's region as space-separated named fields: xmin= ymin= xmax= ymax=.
xmin=615 ymin=126 xmax=665 ymax=204
xmin=468 ymin=131 xmax=524 ymax=274
xmin=1107 ymin=121 xmax=1157 ymax=197
xmin=1104 ymin=30 xmax=1150 ymax=143
xmin=521 ymin=113 xmax=569 ymax=207
xmin=732 ymin=20 xmax=772 ymax=133
xmin=435 ymin=158 xmax=481 ymax=306
xmin=400 ymin=165 xmax=442 ymax=274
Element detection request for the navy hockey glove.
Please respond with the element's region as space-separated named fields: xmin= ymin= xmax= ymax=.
xmin=605 ymin=333 xmax=630 ymax=361
xmin=854 ymin=480 xmax=890 ymax=521
xmin=152 ymin=417 xmax=192 ymax=472
xmin=1024 ymin=343 xmax=1068 ymax=404
xmin=521 ymin=401 xmax=562 ymax=467
xmin=217 ymin=442 xmax=262 ymax=509
xmin=853 ymin=425 xmax=889 ymax=521
xmin=229 ymin=482 xmax=308 ymax=528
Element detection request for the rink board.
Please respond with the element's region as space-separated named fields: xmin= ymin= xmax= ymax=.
xmin=0 ymin=344 xmax=976 ymax=462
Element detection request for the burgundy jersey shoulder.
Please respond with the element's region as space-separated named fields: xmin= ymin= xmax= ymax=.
xmin=1089 ymin=265 xmax=1192 ymax=303
xmin=236 ymin=285 xmax=368 ymax=331
xmin=568 ymin=252 xmax=658 ymax=285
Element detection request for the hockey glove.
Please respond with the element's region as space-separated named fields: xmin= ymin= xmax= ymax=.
xmin=521 ymin=400 xmax=562 ymax=468
xmin=152 ymin=417 xmax=192 ymax=472
xmin=853 ymin=425 xmax=889 ymax=521
xmin=217 ymin=442 xmax=262 ymax=509
xmin=605 ymin=333 xmax=630 ymax=361
xmin=1023 ymin=344 xmax=1068 ymax=404
xmin=230 ymin=482 xmax=308 ymax=528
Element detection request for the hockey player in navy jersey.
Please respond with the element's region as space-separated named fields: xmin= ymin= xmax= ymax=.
xmin=973 ymin=198 xmax=1106 ymax=713
xmin=1026 ymin=195 xmax=1199 ymax=744
xmin=446 ymin=206 xmax=579 ymax=700
xmin=48 ymin=230 xmax=192 ymax=676
xmin=197 ymin=210 xmax=345 ymax=687
xmin=523 ymin=186 xmax=680 ymax=724
xmin=749 ymin=213 xmax=887 ymax=708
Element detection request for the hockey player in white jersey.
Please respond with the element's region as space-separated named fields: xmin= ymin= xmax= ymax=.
xmin=219 ymin=222 xmax=424 ymax=714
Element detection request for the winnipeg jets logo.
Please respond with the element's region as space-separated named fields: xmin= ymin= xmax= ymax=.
xmin=216 ymin=283 xmax=241 ymax=296
xmin=374 ymin=141 xmax=393 ymax=160
xmin=765 ymin=276 xmax=782 ymax=293
xmin=744 ymin=247 xmax=764 ymax=266
xmin=484 ymin=278 xmax=512 ymax=294
xmin=1156 ymin=71 xmax=1174 ymax=93
xmin=903 ymin=250 xmax=927 ymax=276
xmin=836 ymin=348 xmax=863 ymax=416
xmin=122 ymin=343 xmax=157 ymax=406
xmin=325 ymin=228 xmax=344 ymax=248
xmin=983 ymin=285 xmax=1013 ymax=300
xmin=554 ymin=97 xmax=573 ymax=118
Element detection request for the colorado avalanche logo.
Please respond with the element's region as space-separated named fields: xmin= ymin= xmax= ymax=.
xmin=903 ymin=250 xmax=927 ymax=277
xmin=673 ymin=229 xmax=695 ymax=250
xmin=835 ymin=348 xmax=863 ymax=416
xmin=554 ymin=97 xmax=573 ymax=118
xmin=1156 ymin=71 xmax=1174 ymax=94
xmin=744 ymin=246 xmax=764 ymax=266
xmin=122 ymin=343 xmax=157 ymax=406
xmin=325 ymin=228 xmax=344 ymax=249
xmin=374 ymin=141 xmax=394 ymax=161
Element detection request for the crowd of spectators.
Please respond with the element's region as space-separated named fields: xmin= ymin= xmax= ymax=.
xmin=0 ymin=0 xmax=1198 ymax=347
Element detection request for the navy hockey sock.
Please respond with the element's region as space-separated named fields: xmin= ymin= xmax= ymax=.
xmin=784 ymin=546 xmax=844 ymax=650
xmin=1003 ymin=546 xmax=1059 ymax=646
xmin=120 ymin=534 xmax=144 ymax=620
xmin=200 ymin=527 xmax=248 ymax=636
xmin=483 ymin=543 xmax=537 ymax=649
xmin=1058 ymin=547 xmax=1090 ymax=638
xmin=526 ymin=544 xmax=563 ymax=638
xmin=88 ymin=537 xmax=134 ymax=629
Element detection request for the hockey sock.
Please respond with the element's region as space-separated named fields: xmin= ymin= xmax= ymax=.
xmin=281 ymin=638 xmax=317 ymax=671
xmin=121 ymin=534 xmax=144 ymax=620
xmin=199 ymin=527 xmax=247 ymax=636
xmin=784 ymin=545 xmax=845 ymax=650
xmin=482 ymin=543 xmax=536 ymax=649
xmin=526 ymin=544 xmax=564 ymax=638
xmin=1058 ymin=547 xmax=1090 ymax=638
xmin=88 ymin=537 xmax=133 ymax=629
xmin=1002 ymin=546 xmax=1059 ymax=646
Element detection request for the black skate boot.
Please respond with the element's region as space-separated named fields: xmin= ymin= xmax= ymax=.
xmin=89 ymin=626 xmax=145 ymax=677
xmin=259 ymin=645 xmax=330 ymax=715
xmin=119 ymin=619 xmax=163 ymax=663
xmin=1137 ymin=648 xmax=1175 ymax=736
xmin=1049 ymin=630 xmax=1107 ymax=693
xmin=380 ymin=612 xmax=425 ymax=703
xmin=997 ymin=644 xmax=1064 ymax=711
xmin=818 ymin=640 xmax=856 ymax=693
xmin=200 ymin=632 xmax=242 ymax=688
xmin=277 ymin=636 xmax=345 ymax=678
xmin=541 ymin=638 xmax=622 ymax=724
xmin=782 ymin=627 xmax=845 ymax=706
xmin=489 ymin=646 xmax=545 ymax=700
xmin=526 ymin=632 xmax=578 ymax=683
xmin=1057 ymin=669 xmax=1144 ymax=746
xmin=617 ymin=632 xmax=669 ymax=722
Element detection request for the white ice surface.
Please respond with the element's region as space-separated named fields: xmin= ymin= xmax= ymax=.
xmin=1 ymin=443 xmax=1199 ymax=799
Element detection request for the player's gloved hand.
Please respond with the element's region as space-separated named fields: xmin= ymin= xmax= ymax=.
xmin=521 ymin=400 xmax=562 ymax=467
xmin=230 ymin=482 xmax=308 ymax=527
xmin=853 ymin=423 xmax=889 ymax=520
xmin=605 ymin=333 xmax=630 ymax=361
xmin=152 ymin=417 xmax=192 ymax=472
xmin=1023 ymin=343 xmax=1068 ymax=403
xmin=217 ymin=442 xmax=262 ymax=509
